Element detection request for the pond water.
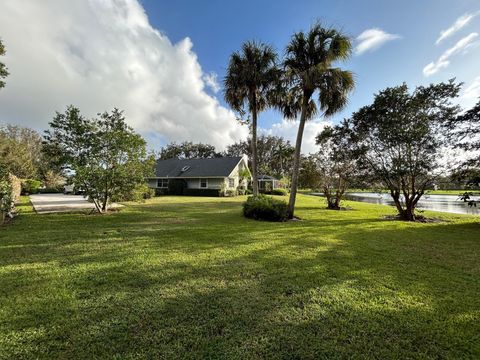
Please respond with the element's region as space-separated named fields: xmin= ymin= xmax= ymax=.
xmin=311 ymin=192 xmax=479 ymax=216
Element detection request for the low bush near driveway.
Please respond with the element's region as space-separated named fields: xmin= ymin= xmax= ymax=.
xmin=243 ymin=194 xmax=288 ymax=221
xmin=271 ymin=188 xmax=288 ymax=196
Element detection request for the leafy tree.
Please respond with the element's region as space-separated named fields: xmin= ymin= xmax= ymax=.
xmin=0 ymin=128 xmax=37 ymax=179
xmin=350 ymin=81 xmax=461 ymax=221
xmin=298 ymin=155 xmax=321 ymax=190
xmin=0 ymin=125 xmax=46 ymax=179
xmin=445 ymin=98 xmax=480 ymax=168
xmin=43 ymin=106 xmax=153 ymax=213
xmin=0 ymin=167 xmax=13 ymax=224
xmin=225 ymin=135 xmax=294 ymax=178
xmin=278 ymin=23 xmax=354 ymax=218
xmin=159 ymin=141 xmax=219 ymax=159
xmin=316 ymin=121 xmax=358 ymax=209
xmin=0 ymin=38 xmax=8 ymax=89
xmin=224 ymin=41 xmax=281 ymax=196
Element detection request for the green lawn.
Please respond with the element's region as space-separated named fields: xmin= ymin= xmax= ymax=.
xmin=1 ymin=195 xmax=479 ymax=359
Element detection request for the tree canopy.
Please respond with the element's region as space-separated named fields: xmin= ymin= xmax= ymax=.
xmin=0 ymin=38 xmax=8 ymax=89
xmin=225 ymin=135 xmax=294 ymax=179
xmin=159 ymin=141 xmax=220 ymax=160
xmin=43 ymin=106 xmax=153 ymax=213
xmin=315 ymin=121 xmax=358 ymax=209
xmin=278 ymin=23 xmax=354 ymax=218
xmin=350 ymin=81 xmax=461 ymax=220
xmin=224 ymin=41 xmax=281 ymax=196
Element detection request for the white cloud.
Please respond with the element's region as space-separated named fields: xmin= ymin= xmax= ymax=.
xmin=354 ymin=28 xmax=401 ymax=55
xmin=202 ymin=72 xmax=220 ymax=93
xmin=261 ymin=119 xmax=330 ymax=154
xmin=436 ymin=12 xmax=479 ymax=45
xmin=423 ymin=32 xmax=478 ymax=76
xmin=0 ymin=0 xmax=247 ymax=150
xmin=462 ymin=76 xmax=480 ymax=100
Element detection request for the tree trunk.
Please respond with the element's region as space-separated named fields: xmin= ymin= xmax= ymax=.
xmin=287 ymin=96 xmax=309 ymax=219
xmin=251 ymin=105 xmax=259 ymax=197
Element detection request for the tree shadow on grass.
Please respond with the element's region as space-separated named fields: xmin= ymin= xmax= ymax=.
xmin=0 ymin=198 xmax=479 ymax=358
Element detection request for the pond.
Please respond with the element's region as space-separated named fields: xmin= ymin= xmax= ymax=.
xmin=311 ymin=192 xmax=479 ymax=216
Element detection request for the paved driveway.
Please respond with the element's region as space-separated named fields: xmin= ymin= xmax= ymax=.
xmin=30 ymin=193 xmax=101 ymax=214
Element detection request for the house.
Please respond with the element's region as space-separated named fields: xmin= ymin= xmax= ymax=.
xmin=148 ymin=155 xmax=251 ymax=195
xmin=258 ymin=174 xmax=282 ymax=192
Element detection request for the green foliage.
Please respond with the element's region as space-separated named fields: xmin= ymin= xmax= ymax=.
xmin=0 ymin=38 xmax=8 ymax=89
xmin=43 ymin=106 xmax=153 ymax=213
xmin=167 ymin=179 xmax=186 ymax=195
xmin=225 ymin=189 xmax=237 ymax=197
xmin=315 ymin=121 xmax=358 ymax=209
xmin=271 ymin=188 xmax=288 ymax=196
xmin=21 ymin=179 xmax=42 ymax=194
xmin=113 ymin=183 xmax=155 ymax=202
xmin=159 ymin=141 xmax=220 ymax=159
xmin=0 ymin=172 xmax=12 ymax=223
xmin=445 ymin=99 xmax=480 ymax=168
xmin=350 ymin=81 xmax=461 ymax=220
xmin=224 ymin=41 xmax=282 ymax=196
xmin=38 ymin=187 xmax=63 ymax=194
xmin=277 ymin=22 xmax=354 ymax=218
xmin=155 ymin=188 xmax=169 ymax=196
xmin=1 ymin=196 xmax=479 ymax=358
xmin=225 ymin=135 xmax=294 ymax=179
xmin=243 ymin=194 xmax=288 ymax=221
xmin=0 ymin=125 xmax=42 ymax=179
xmin=183 ymin=188 xmax=221 ymax=197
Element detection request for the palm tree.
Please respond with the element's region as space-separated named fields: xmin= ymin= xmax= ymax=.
xmin=224 ymin=41 xmax=280 ymax=196
xmin=280 ymin=23 xmax=354 ymax=218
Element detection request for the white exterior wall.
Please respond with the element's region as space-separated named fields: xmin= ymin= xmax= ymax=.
xmin=186 ymin=178 xmax=224 ymax=189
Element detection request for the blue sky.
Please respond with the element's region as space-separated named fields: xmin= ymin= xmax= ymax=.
xmin=0 ymin=0 xmax=479 ymax=152
xmin=143 ymin=0 xmax=480 ymax=127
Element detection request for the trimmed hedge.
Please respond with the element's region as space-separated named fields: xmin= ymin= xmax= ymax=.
xmin=168 ymin=179 xmax=186 ymax=195
xmin=271 ymin=188 xmax=288 ymax=196
xmin=243 ymin=195 xmax=288 ymax=222
xmin=39 ymin=187 xmax=63 ymax=194
xmin=155 ymin=188 xmax=169 ymax=196
xmin=21 ymin=179 xmax=42 ymax=195
xmin=184 ymin=188 xmax=221 ymax=197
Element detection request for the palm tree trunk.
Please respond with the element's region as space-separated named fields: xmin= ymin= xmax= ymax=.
xmin=251 ymin=106 xmax=259 ymax=197
xmin=287 ymin=97 xmax=308 ymax=219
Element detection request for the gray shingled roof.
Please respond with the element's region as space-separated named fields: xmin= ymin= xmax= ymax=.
xmin=154 ymin=157 xmax=243 ymax=178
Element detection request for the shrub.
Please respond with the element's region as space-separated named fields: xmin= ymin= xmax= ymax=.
xmin=183 ymin=188 xmax=221 ymax=197
xmin=112 ymin=183 xmax=154 ymax=202
xmin=39 ymin=187 xmax=63 ymax=194
xmin=271 ymin=188 xmax=288 ymax=196
xmin=237 ymin=187 xmax=246 ymax=195
xmin=225 ymin=189 xmax=237 ymax=197
xmin=155 ymin=188 xmax=168 ymax=196
xmin=168 ymin=179 xmax=185 ymax=195
xmin=0 ymin=179 xmax=13 ymax=224
xmin=21 ymin=179 xmax=42 ymax=195
xmin=242 ymin=195 xmax=288 ymax=222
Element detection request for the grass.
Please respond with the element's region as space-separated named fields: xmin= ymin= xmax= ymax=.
xmin=0 ymin=195 xmax=479 ymax=359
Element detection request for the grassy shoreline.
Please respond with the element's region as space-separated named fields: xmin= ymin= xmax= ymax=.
xmin=1 ymin=195 xmax=478 ymax=358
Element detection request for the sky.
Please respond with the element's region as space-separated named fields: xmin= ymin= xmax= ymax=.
xmin=0 ymin=0 xmax=479 ymax=153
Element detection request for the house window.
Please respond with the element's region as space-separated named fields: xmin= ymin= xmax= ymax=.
xmin=228 ymin=177 xmax=235 ymax=188
xmin=200 ymin=179 xmax=208 ymax=188
xmin=157 ymin=179 xmax=169 ymax=188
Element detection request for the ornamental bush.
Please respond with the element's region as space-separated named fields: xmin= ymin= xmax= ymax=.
xmin=183 ymin=188 xmax=221 ymax=197
xmin=242 ymin=195 xmax=288 ymax=222
xmin=21 ymin=179 xmax=42 ymax=194
xmin=271 ymin=188 xmax=288 ymax=196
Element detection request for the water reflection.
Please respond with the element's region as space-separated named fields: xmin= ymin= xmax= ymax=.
xmin=342 ymin=192 xmax=480 ymax=215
